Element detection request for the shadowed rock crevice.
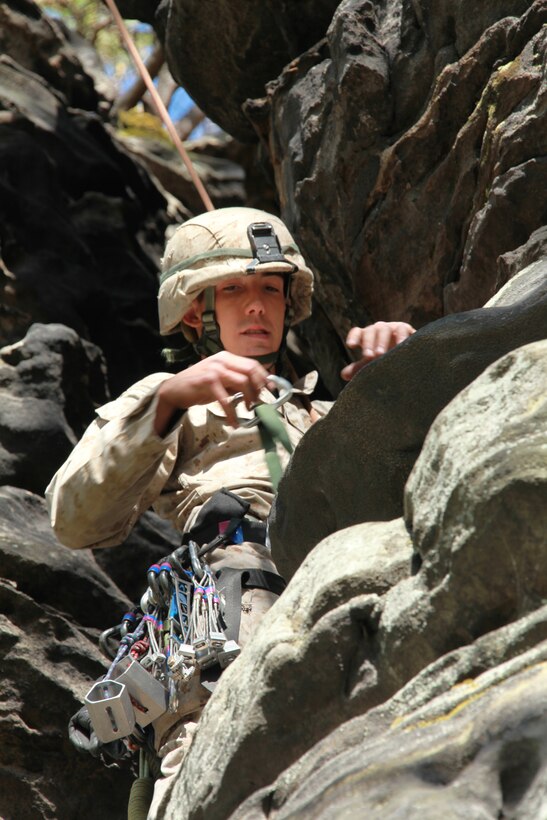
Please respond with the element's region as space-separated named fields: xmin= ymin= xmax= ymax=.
xmin=244 ymin=0 xmax=547 ymax=392
xmin=0 ymin=3 xmax=254 ymax=399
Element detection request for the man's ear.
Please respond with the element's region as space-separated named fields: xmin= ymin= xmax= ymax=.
xmin=182 ymin=305 xmax=202 ymax=330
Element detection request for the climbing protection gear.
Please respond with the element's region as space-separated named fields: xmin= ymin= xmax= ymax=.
xmin=85 ymin=622 xmax=168 ymax=745
xmin=230 ymin=374 xmax=293 ymax=427
xmin=158 ymin=207 xmax=314 ymax=351
xmin=83 ymin=488 xmax=286 ymax=747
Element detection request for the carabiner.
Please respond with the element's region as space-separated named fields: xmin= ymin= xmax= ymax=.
xmin=232 ymin=375 xmax=294 ymax=428
xmin=99 ymin=624 xmax=123 ymax=660
xmin=188 ymin=539 xmax=204 ymax=577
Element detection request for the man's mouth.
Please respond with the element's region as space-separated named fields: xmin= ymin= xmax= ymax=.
xmin=241 ymin=327 xmax=270 ymax=336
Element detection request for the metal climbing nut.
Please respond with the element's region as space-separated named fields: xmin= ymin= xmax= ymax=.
xmin=232 ymin=375 xmax=293 ymax=428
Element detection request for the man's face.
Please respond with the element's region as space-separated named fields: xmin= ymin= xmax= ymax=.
xmin=188 ymin=272 xmax=287 ymax=358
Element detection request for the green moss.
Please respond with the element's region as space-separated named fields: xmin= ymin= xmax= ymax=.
xmin=492 ymin=57 xmax=521 ymax=85
xmin=116 ymin=108 xmax=173 ymax=145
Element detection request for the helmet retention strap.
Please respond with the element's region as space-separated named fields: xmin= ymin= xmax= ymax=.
xmin=194 ymin=287 xmax=224 ymax=357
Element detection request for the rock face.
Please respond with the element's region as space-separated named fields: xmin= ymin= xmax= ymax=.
xmin=234 ymin=621 xmax=547 ymax=819
xmin=269 ymin=263 xmax=547 ymax=580
xmin=0 ymin=324 xmax=107 ymax=495
xmin=117 ymin=1 xmax=547 ymax=393
xmin=153 ymin=0 xmax=341 ymax=141
xmin=253 ymin=0 xmax=547 ymax=393
xmin=161 ymin=337 xmax=547 ymax=819
xmin=0 ymin=2 xmax=249 ymax=398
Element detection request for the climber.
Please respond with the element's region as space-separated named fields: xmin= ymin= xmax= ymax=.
xmin=46 ymin=206 xmax=415 ymax=818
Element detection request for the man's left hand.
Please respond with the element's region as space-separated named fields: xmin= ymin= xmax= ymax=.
xmin=341 ymin=321 xmax=416 ymax=381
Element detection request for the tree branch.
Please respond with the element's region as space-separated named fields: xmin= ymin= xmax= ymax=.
xmin=113 ymin=42 xmax=165 ymax=111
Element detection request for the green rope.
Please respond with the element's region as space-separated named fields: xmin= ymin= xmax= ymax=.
xmin=127 ymin=749 xmax=154 ymax=820
xmin=254 ymin=404 xmax=293 ymax=491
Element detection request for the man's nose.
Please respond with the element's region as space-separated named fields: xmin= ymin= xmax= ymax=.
xmin=245 ymin=292 xmax=265 ymax=314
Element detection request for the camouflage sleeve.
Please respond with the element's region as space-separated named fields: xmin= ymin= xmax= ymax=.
xmin=311 ymin=399 xmax=334 ymax=418
xmin=45 ymin=374 xmax=179 ymax=549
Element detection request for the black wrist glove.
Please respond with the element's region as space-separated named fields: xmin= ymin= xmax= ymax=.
xmin=68 ymin=706 xmax=130 ymax=762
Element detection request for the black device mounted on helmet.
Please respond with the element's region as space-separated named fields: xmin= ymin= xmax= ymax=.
xmin=246 ymin=222 xmax=298 ymax=275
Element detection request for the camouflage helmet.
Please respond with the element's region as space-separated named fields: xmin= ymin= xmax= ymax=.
xmin=158 ymin=207 xmax=314 ymax=341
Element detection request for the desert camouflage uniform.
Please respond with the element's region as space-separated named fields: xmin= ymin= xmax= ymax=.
xmin=46 ymin=368 xmax=329 ymax=814
xmin=46 ymin=370 xmax=324 ymax=549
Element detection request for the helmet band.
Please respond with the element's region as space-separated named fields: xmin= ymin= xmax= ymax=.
xmin=160 ymin=243 xmax=300 ymax=286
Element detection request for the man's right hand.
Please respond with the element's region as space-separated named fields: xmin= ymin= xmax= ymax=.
xmin=154 ymin=351 xmax=271 ymax=436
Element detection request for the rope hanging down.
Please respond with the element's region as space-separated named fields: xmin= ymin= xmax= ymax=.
xmin=104 ymin=0 xmax=215 ymax=213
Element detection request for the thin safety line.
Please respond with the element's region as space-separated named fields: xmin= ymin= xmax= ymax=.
xmin=104 ymin=0 xmax=215 ymax=212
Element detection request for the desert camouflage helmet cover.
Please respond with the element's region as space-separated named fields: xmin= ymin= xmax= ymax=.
xmin=158 ymin=207 xmax=314 ymax=339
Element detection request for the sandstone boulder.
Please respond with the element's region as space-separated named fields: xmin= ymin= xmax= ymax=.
xmin=270 ymin=263 xmax=547 ymax=580
xmin=234 ymin=612 xmax=547 ymax=819
xmin=157 ymin=0 xmax=340 ymax=141
xmin=162 ymin=337 xmax=547 ymax=818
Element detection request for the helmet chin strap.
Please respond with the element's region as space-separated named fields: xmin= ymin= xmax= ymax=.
xmin=193 ymin=287 xmax=224 ymax=358
xmin=193 ymin=285 xmax=293 ymax=369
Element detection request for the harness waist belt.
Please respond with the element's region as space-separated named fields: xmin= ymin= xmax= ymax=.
xmin=183 ymin=517 xmax=267 ymax=548
xmin=240 ymin=568 xmax=286 ymax=596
